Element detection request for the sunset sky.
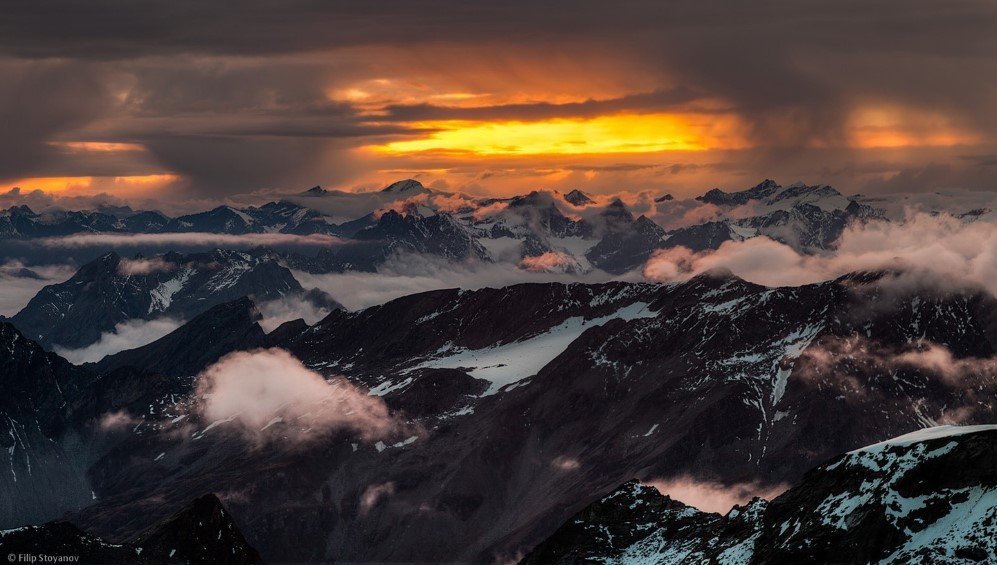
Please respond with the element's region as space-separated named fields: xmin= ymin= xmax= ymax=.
xmin=2 ymin=0 xmax=997 ymax=202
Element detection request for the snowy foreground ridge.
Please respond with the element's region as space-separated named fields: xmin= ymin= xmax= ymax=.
xmin=850 ymin=423 xmax=997 ymax=452
xmin=523 ymin=425 xmax=997 ymax=564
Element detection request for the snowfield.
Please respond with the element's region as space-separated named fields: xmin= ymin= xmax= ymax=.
xmin=411 ymin=301 xmax=657 ymax=395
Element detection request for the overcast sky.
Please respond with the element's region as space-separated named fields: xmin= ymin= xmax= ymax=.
xmin=2 ymin=0 xmax=997 ymax=202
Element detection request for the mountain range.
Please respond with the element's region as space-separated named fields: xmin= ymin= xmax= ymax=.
xmin=1 ymin=177 xmax=994 ymax=562
xmin=0 ymin=178 xmax=908 ymax=351
xmin=0 ymin=179 xmax=897 ymax=276
xmin=0 ymin=267 xmax=993 ymax=562
xmin=5 ymin=249 xmax=340 ymax=350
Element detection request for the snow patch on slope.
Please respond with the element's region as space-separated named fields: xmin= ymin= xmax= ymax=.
xmin=411 ymin=302 xmax=656 ymax=395
xmin=148 ymin=268 xmax=192 ymax=313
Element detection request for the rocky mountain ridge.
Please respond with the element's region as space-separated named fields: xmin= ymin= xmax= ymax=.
xmin=0 ymin=268 xmax=989 ymax=562
xmin=2 ymin=179 xmax=899 ymax=276
xmin=524 ymin=425 xmax=997 ymax=563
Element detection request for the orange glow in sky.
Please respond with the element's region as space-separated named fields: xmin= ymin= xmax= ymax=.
xmin=846 ymin=106 xmax=979 ymax=149
xmin=373 ymin=113 xmax=746 ymax=156
xmin=50 ymin=141 xmax=146 ymax=153
xmin=6 ymin=174 xmax=180 ymax=195
xmin=7 ymin=177 xmax=96 ymax=193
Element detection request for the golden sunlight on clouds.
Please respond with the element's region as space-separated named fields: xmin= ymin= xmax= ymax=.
xmin=327 ymin=78 xmax=496 ymax=113
xmin=327 ymin=75 xmax=608 ymax=116
xmin=374 ymin=113 xmax=746 ymax=156
xmin=111 ymin=174 xmax=181 ymax=187
xmin=50 ymin=141 xmax=146 ymax=153
xmin=7 ymin=177 xmax=96 ymax=193
xmin=847 ymin=106 xmax=980 ymax=148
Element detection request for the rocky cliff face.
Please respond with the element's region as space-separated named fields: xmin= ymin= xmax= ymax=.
xmin=524 ymin=425 xmax=997 ymax=564
xmin=0 ymin=323 xmax=94 ymax=528
xmin=9 ymin=249 xmax=306 ymax=349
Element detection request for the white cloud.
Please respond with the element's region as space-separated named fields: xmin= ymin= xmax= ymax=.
xmin=359 ymin=482 xmax=396 ymax=517
xmin=117 ymin=256 xmax=174 ymax=275
xmin=0 ymin=261 xmax=75 ymax=316
xmin=0 ymin=186 xmax=131 ymax=213
xmin=292 ymin=253 xmax=635 ymax=311
xmin=519 ymin=251 xmax=580 ymax=273
xmin=98 ymin=410 xmax=140 ymax=431
xmin=646 ymin=476 xmax=789 ymax=514
xmin=194 ymin=348 xmax=401 ymax=445
xmin=257 ymin=294 xmax=335 ymax=332
xmin=644 ymin=212 xmax=997 ymax=295
xmin=550 ymin=456 xmax=581 ymax=471
xmin=55 ymin=316 xmax=184 ymax=364
xmin=855 ymin=189 xmax=997 ymax=222
xmin=33 ymin=231 xmax=344 ymax=249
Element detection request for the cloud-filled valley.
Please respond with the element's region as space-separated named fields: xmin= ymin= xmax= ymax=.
xmin=644 ymin=210 xmax=997 ymax=295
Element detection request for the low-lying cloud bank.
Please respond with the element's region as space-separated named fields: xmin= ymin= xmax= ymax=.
xmin=800 ymin=336 xmax=996 ymax=388
xmin=644 ymin=212 xmax=997 ymax=295
xmin=194 ymin=348 xmax=401 ymax=445
xmin=34 ymin=232 xmax=344 ymax=249
xmin=116 ymin=256 xmax=175 ymax=275
xmin=257 ymin=294 xmax=337 ymax=332
xmin=55 ymin=317 xmax=185 ymax=364
xmin=646 ymin=476 xmax=789 ymax=514
xmin=0 ymin=261 xmax=76 ymax=316
xmin=795 ymin=335 xmax=996 ymax=424
xmin=293 ymin=253 xmax=634 ymax=311
xmin=519 ymin=251 xmax=580 ymax=273
xmin=1 ymin=231 xmax=350 ymax=269
xmin=1 ymin=187 xmax=134 ymax=214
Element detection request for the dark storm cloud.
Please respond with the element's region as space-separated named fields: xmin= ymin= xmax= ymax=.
xmin=4 ymin=1 xmax=996 ymax=60
xmin=116 ymin=57 xmax=356 ymax=117
xmin=0 ymin=1 xmax=725 ymax=59
xmin=0 ymin=53 xmax=426 ymax=196
xmin=867 ymin=161 xmax=997 ymax=194
xmin=138 ymin=135 xmax=345 ymax=194
xmin=0 ymin=59 xmax=118 ymax=178
xmin=81 ymin=56 xmax=432 ymax=194
xmin=1 ymin=0 xmax=997 ymax=196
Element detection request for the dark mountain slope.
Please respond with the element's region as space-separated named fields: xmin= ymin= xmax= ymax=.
xmin=0 ymin=323 xmax=95 ymax=528
xmin=295 ymin=209 xmax=490 ymax=272
xmin=10 ymin=249 xmax=300 ymax=349
xmin=59 ymin=272 xmax=996 ymax=563
xmin=0 ymin=494 xmax=264 ymax=564
xmin=132 ymin=494 xmax=265 ymax=564
xmin=288 ymin=281 xmax=662 ymax=373
xmin=90 ymin=297 xmax=267 ymax=378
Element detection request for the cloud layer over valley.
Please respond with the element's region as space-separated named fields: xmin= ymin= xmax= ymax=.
xmin=644 ymin=212 xmax=997 ymax=296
